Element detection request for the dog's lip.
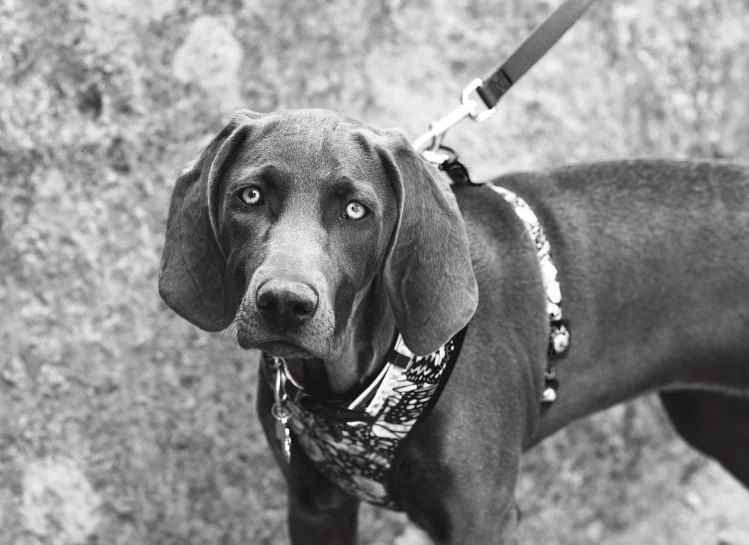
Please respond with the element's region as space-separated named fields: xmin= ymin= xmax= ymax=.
xmin=235 ymin=325 xmax=322 ymax=359
xmin=256 ymin=340 xmax=315 ymax=359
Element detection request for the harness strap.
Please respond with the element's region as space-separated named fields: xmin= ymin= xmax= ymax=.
xmin=487 ymin=186 xmax=570 ymax=409
xmin=434 ymin=152 xmax=570 ymax=410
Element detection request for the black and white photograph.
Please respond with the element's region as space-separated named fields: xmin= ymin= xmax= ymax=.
xmin=1 ymin=0 xmax=748 ymax=543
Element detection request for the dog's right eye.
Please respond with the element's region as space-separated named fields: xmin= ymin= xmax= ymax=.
xmin=239 ymin=187 xmax=263 ymax=206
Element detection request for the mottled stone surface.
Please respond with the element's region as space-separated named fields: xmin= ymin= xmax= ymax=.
xmin=173 ymin=16 xmax=244 ymax=109
xmin=22 ymin=458 xmax=102 ymax=543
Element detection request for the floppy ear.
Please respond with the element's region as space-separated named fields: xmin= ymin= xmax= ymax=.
xmin=158 ymin=110 xmax=262 ymax=331
xmin=378 ymin=129 xmax=478 ymax=355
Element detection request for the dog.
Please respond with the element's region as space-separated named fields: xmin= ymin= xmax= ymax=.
xmin=159 ymin=108 xmax=749 ymax=544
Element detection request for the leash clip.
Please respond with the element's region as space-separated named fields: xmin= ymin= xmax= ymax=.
xmin=413 ymin=78 xmax=497 ymax=152
xmin=461 ymin=78 xmax=497 ymax=123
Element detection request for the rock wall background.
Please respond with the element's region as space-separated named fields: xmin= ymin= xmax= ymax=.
xmin=1 ymin=0 xmax=748 ymax=543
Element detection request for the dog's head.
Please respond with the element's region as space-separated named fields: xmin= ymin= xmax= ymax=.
xmin=159 ymin=109 xmax=477 ymax=361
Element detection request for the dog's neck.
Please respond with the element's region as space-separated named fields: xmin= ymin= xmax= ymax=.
xmin=324 ymin=274 xmax=397 ymax=394
xmin=283 ymin=275 xmax=397 ymax=397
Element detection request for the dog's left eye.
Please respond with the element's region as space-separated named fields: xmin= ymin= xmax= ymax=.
xmin=343 ymin=201 xmax=368 ymax=220
xmin=239 ymin=187 xmax=263 ymax=206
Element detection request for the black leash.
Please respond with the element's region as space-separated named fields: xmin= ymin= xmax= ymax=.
xmin=477 ymin=0 xmax=599 ymax=110
xmin=413 ymin=0 xmax=599 ymax=153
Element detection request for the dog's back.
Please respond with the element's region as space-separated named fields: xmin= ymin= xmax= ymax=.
xmin=453 ymin=159 xmax=749 ymax=486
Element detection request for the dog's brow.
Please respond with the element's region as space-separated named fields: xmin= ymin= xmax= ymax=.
xmin=330 ymin=177 xmax=356 ymax=196
xmin=229 ymin=164 xmax=286 ymax=188
xmin=329 ymin=177 xmax=379 ymax=204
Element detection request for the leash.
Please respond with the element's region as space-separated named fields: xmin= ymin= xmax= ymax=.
xmin=413 ymin=0 xmax=599 ymax=154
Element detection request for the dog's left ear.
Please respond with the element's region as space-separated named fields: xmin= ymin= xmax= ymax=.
xmin=377 ymin=129 xmax=478 ymax=355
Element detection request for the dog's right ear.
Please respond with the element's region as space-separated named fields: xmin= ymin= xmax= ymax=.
xmin=158 ymin=110 xmax=262 ymax=331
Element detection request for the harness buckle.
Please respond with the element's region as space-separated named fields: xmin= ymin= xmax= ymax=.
xmin=421 ymin=145 xmax=482 ymax=187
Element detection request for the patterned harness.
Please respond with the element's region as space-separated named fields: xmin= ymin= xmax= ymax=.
xmin=264 ymin=184 xmax=570 ymax=510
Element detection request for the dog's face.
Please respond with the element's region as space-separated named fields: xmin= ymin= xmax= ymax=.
xmin=219 ymin=111 xmax=398 ymax=360
xmin=159 ymin=109 xmax=477 ymax=363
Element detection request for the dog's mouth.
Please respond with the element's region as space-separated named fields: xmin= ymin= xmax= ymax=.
xmin=256 ymin=340 xmax=315 ymax=359
xmin=236 ymin=327 xmax=317 ymax=359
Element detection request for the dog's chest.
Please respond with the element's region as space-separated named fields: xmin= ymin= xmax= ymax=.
xmin=264 ymin=328 xmax=467 ymax=510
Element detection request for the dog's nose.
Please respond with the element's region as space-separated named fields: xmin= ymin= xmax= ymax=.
xmin=256 ymin=280 xmax=319 ymax=330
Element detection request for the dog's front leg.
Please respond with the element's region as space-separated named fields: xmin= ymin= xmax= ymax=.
xmin=256 ymin=375 xmax=360 ymax=545
xmin=286 ymin=490 xmax=359 ymax=545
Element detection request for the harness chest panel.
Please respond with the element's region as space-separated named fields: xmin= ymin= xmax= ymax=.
xmin=266 ymin=328 xmax=466 ymax=510
xmin=264 ymin=185 xmax=568 ymax=510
